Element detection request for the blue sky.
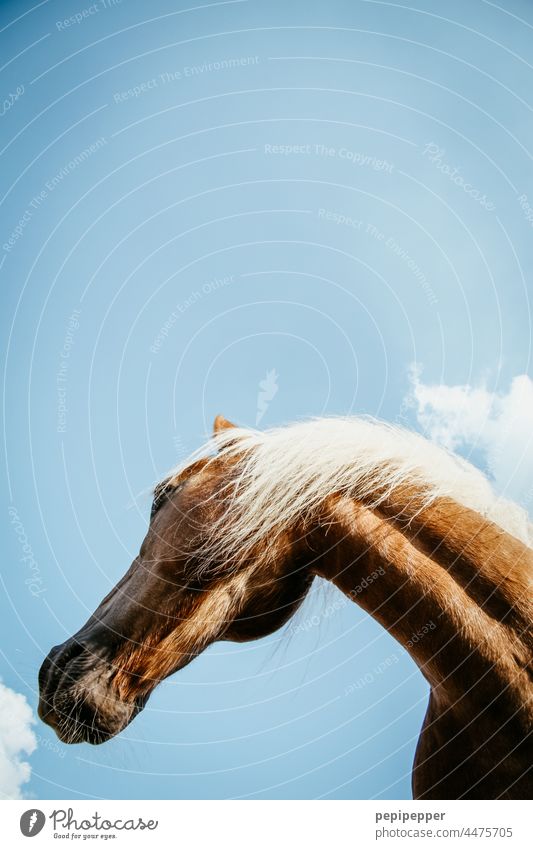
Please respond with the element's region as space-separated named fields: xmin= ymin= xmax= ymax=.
xmin=1 ymin=0 xmax=533 ymax=800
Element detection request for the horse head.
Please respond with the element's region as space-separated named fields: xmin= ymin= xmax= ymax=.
xmin=38 ymin=416 xmax=314 ymax=744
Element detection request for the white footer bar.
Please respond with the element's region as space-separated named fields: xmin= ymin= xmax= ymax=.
xmin=2 ymin=799 xmax=529 ymax=848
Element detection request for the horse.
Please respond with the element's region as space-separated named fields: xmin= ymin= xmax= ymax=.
xmin=38 ymin=415 xmax=533 ymax=799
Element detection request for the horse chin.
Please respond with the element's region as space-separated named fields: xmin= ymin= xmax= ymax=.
xmin=39 ymin=652 xmax=146 ymax=745
xmin=45 ymin=683 xmax=144 ymax=745
xmin=53 ymin=690 xmax=138 ymax=745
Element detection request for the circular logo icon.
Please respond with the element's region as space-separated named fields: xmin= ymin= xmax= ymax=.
xmin=20 ymin=810 xmax=46 ymax=837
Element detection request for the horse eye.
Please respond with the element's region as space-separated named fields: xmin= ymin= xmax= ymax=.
xmin=150 ymin=496 xmax=162 ymax=520
xmin=150 ymin=484 xmax=170 ymax=520
xmin=150 ymin=481 xmax=183 ymax=520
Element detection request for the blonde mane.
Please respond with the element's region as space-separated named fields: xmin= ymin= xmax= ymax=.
xmin=166 ymin=416 xmax=533 ymax=569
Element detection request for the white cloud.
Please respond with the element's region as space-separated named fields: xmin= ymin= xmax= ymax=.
xmin=407 ymin=369 xmax=533 ymax=510
xmin=0 ymin=680 xmax=37 ymax=799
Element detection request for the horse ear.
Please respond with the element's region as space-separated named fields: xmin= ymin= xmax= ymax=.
xmin=213 ymin=414 xmax=237 ymax=435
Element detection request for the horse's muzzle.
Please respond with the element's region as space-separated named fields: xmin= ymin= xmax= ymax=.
xmin=38 ymin=639 xmax=144 ymax=745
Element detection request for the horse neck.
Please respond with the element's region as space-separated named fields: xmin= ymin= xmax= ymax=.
xmin=313 ymin=490 xmax=533 ymax=712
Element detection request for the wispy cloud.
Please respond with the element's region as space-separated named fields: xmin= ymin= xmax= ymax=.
xmin=0 ymin=680 xmax=37 ymax=799
xmin=407 ymin=368 xmax=533 ymax=509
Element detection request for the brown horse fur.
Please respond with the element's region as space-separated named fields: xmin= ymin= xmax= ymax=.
xmin=39 ymin=415 xmax=533 ymax=799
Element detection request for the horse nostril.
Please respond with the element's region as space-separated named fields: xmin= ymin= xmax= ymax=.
xmin=38 ymin=639 xmax=87 ymax=713
xmin=43 ymin=639 xmax=86 ymax=675
xmin=57 ymin=640 xmax=86 ymax=665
